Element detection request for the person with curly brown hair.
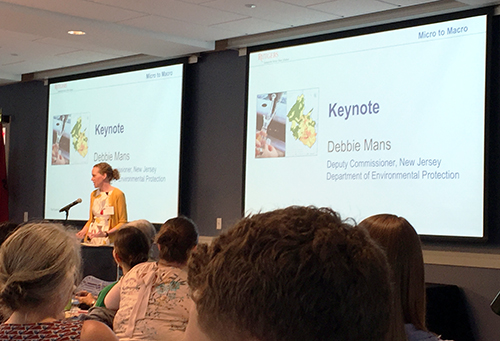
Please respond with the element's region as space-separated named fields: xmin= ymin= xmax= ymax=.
xmin=185 ymin=206 xmax=394 ymax=341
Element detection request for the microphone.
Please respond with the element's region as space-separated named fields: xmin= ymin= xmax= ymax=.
xmin=59 ymin=198 xmax=82 ymax=212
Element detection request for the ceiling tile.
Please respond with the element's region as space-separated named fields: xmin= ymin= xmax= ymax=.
xmin=119 ymin=15 xmax=242 ymax=41
xmin=94 ymin=0 xmax=246 ymax=26
xmin=212 ymin=17 xmax=289 ymax=35
xmin=0 ymin=28 xmax=43 ymax=44
xmin=277 ymin=0 xmax=337 ymax=6
xmin=377 ymin=0 xmax=438 ymax=5
xmin=0 ymin=0 xmax=146 ymax=22
xmin=178 ymin=0 xmax=215 ymax=3
xmin=0 ymin=37 xmax=77 ymax=57
xmin=35 ymin=37 xmax=127 ymax=57
xmin=309 ymin=0 xmax=397 ymax=17
xmin=455 ymin=0 xmax=496 ymax=4
xmin=54 ymin=49 xmax=124 ymax=64
xmin=201 ymin=0 xmax=340 ymax=27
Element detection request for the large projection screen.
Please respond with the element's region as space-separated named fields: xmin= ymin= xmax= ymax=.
xmin=245 ymin=14 xmax=487 ymax=238
xmin=45 ymin=63 xmax=183 ymax=224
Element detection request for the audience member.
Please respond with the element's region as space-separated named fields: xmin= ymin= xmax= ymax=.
xmin=77 ymin=225 xmax=151 ymax=307
xmin=0 ymin=222 xmax=117 ymax=340
xmin=107 ymin=216 xmax=198 ymax=340
xmin=185 ymin=206 xmax=393 ymax=341
xmin=0 ymin=221 xmax=18 ymax=322
xmin=359 ymin=214 xmax=444 ymax=341
xmin=125 ymin=219 xmax=158 ymax=261
xmin=78 ymin=226 xmax=151 ymax=328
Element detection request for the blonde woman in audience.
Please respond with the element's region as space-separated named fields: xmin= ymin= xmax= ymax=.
xmin=0 ymin=222 xmax=117 ymax=341
xmin=106 ymin=216 xmax=198 ymax=340
xmin=359 ymin=214 xmax=445 ymax=341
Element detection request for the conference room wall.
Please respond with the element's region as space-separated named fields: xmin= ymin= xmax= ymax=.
xmin=179 ymin=49 xmax=246 ymax=234
xmin=1 ymin=80 xmax=47 ymax=223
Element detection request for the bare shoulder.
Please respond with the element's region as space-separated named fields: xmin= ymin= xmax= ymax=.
xmin=81 ymin=320 xmax=118 ymax=341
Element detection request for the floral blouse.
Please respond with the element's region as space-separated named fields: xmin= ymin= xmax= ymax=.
xmin=113 ymin=262 xmax=193 ymax=340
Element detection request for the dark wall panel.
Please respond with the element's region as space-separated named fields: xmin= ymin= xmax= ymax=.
xmin=180 ymin=50 xmax=247 ymax=235
xmin=0 ymin=80 xmax=47 ymax=223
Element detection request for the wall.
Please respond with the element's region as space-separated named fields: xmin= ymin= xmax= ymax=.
xmin=180 ymin=50 xmax=247 ymax=235
xmin=1 ymin=81 xmax=47 ymax=222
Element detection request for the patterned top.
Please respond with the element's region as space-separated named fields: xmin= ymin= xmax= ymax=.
xmin=0 ymin=320 xmax=83 ymax=340
xmin=113 ymin=262 xmax=193 ymax=340
xmin=87 ymin=190 xmax=111 ymax=245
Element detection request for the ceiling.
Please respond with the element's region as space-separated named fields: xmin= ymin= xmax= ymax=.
xmin=0 ymin=0 xmax=497 ymax=85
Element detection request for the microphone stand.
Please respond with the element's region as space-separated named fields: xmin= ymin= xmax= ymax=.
xmin=61 ymin=208 xmax=71 ymax=221
xmin=491 ymin=290 xmax=500 ymax=315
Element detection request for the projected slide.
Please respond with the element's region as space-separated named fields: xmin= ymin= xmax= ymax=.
xmin=245 ymin=15 xmax=487 ymax=237
xmin=45 ymin=64 xmax=183 ymax=224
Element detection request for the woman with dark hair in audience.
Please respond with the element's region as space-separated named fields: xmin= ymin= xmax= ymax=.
xmin=0 ymin=222 xmax=117 ymax=340
xmin=105 ymin=216 xmax=198 ymax=340
xmin=77 ymin=226 xmax=151 ymax=329
xmin=359 ymin=214 xmax=444 ymax=341
xmin=77 ymin=226 xmax=151 ymax=309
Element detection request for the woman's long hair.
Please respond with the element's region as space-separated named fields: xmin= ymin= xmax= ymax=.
xmin=360 ymin=214 xmax=427 ymax=332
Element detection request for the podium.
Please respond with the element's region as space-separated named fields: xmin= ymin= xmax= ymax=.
xmin=81 ymin=244 xmax=118 ymax=282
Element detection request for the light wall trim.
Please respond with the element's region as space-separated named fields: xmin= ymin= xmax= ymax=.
xmin=424 ymin=250 xmax=500 ymax=269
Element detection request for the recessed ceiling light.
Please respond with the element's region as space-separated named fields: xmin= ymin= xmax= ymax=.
xmin=68 ymin=30 xmax=86 ymax=35
xmin=245 ymin=4 xmax=256 ymax=9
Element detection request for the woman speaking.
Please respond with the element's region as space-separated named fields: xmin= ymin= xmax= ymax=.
xmin=76 ymin=162 xmax=127 ymax=245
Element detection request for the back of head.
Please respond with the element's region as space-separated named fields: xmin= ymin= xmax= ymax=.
xmin=114 ymin=226 xmax=151 ymax=268
xmin=0 ymin=222 xmax=81 ymax=313
xmin=359 ymin=214 xmax=426 ymax=331
xmin=188 ymin=206 xmax=392 ymax=341
xmin=125 ymin=219 xmax=156 ymax=244
xmin=157 ymin=216 xmax=198 ymax=264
